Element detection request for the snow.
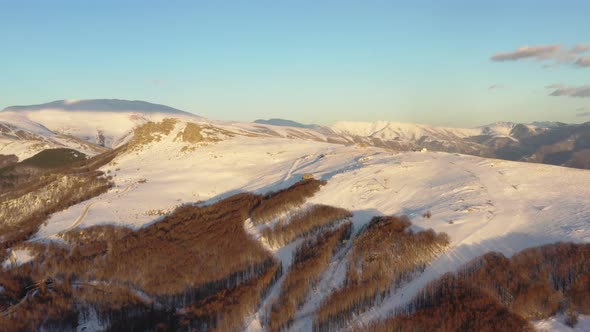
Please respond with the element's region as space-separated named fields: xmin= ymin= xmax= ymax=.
xmin=0 ymin=112 xmax=55 ymax=135
xmin=534 ymin=315 xmax=590 ymax=332
xmin=22 ymin=110 xmax=199 ymax=148
xmin=331 ymin=120 xmax=482 ymax=141
xmin=0 ymin=111 xmax=107 ymax=159
xmin=75 ymin=309 xmax=107 ymax=332
xmin=2 ymin=249 xmax=34 ymax=269
xmin=23 ymin=117 xmax=590 ymax=331
xmin=1 ymin=99 xmax=202 ymax=149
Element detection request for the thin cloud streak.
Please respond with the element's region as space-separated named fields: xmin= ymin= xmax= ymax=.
xmin=491 ymin=45 xmax=561 ymax=61
xmin=491 ymin=44 xmax=590 ymax=68
xmin=546 ymin=84 xmax=590 ymax=98
xmin=488 ymin=84 xmax=505 ymax=90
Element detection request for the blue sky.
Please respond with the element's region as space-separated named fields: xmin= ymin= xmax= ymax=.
xmin=1 ymin=0 xmax=589 ymax=126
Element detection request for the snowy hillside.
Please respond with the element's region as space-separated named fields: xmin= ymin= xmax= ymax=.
xmin=331 ymin=120 xmax=481 ymax=141
xmin=0 ymin=112 xmax=106 ymax=160
xmin=25 ymin=117 xmax=590 ymax=331
xmin=1 ymin=99 xmax=201 ymax=148
xmin=3 ymin=99 xmax=588 ymax=170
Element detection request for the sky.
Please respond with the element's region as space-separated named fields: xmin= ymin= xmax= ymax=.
xmin=1 ymin=0 xmax=589 ymax=127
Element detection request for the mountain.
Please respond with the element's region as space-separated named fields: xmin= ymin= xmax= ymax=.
xmin=254 ymin=118 xmax=320 ymax=129
xmin=3 ymin=99 xmax=192 ymax=114
xmin=496 ymin=121 xmax=590 ymax=168
xmin=0 ymin=112 xmax=106 ymax=161
xmin=4 ymin=99 xmax=590 ymax=172
xmin=330 ymin=120 xmax=493 ymax=156
xmin=0 ymin=99 xmax=200 ymax=149
xmin=329 ymin=120 xmax=590 ymax=169
xmin=1 ymin=115 xmax=588 ymax=331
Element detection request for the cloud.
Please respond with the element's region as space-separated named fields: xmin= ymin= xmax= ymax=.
xmin=491 ymin=45 xmax=561 ymax=61
xmin=577 ymin=111 xmax=590 ymax=117
xmin=576 ymin=107 xmax=587 ymax=111
xmin=491 ymin=43 xmax=590 ymax=67
xmin=488 ymin=84 xmax=505 ymax=90
xmin=546 ymin=84 xmax=590 ymax=98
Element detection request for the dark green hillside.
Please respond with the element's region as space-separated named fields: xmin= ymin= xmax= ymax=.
xmin=20 ymin=148 xmax=87 ymax=169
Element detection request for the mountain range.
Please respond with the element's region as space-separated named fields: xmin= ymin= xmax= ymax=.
xmin=1 ymin=99 xmax=589 ymax=331
xmin=1 ymin=99 xmax=589 ymax=169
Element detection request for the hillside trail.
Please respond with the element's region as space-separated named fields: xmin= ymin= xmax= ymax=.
xmin=64 ymin=182 xmax=136 ymax=233
xmin=38 ymin=182 xmax=136 ymax=240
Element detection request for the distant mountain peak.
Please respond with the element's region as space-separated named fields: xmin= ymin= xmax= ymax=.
xmin=253 ymin=118 xmax=319 ymax=129
xmin=2 ymin=99 xmax=193 ymax=115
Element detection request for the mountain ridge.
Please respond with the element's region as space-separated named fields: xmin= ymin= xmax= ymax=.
xmin=2 ymin=99 xmax=194 ymax=115
xmin=2 ymin=99 xmax=590 ymax=169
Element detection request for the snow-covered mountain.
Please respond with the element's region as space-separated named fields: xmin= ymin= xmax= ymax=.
xmin=23 ymin=116 xmax=590 ymax=330
xmin=3 ymin=99 xmax=192 ymax=114
xmin=253 ymin=118 xmax=320 ymax=129
xmin=0 ymin=112 xmax=107 ymax=160
xmin=4 ymin=99 xmax=589 ymax=169
xmin=1 ymin=99 xmax=200 ymax=149
xmin=331 ymin=120 xmax=481 ymax=140
xmin=2 ymin=109 xmax=589 ymax=331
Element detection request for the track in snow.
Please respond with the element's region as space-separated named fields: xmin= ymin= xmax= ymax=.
xmin=65 ymin=182 xmax=136 ymax=232
xmin=283 ymin=158 xmax=301 ymax=182
xmin=35 ymin=182 xmax=137 ymax=240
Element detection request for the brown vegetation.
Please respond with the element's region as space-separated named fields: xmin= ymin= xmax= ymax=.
xmin=64 ymin=193 xmax=272 ymax=298
xmin=251 ymin=178 xmax=326 ymax=225
xmin=268 ymin=223 xmax=352 ymax=332
xmin=362 ymin=275 xmax=534 ymax=332
xmin=128 ymin=118 xmax=178 ymax=150
xmin=0 ymin=154 xmax=18 ymax=168
xmin=261 ymin=205 xmax=352 ymax=247
xmin=182 ymin=262 xmax=282 ymax=331
xmin=1 ymin=182 xmax=301 ymax=331
xmin=364 ymin=242 xmax=590 ymax=332
xmin=0 ymin=146 xmax=123 ymax=252
xmin=315 ymin=215 xmax=449 ymax=331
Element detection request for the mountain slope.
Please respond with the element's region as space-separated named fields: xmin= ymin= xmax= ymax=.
xmin=2 ymin=117 xmax=589 ymax=331
xmin=3 ymin=99 xmax=192 ymax=115
xmin=3 ymin=98 xmax=589 ymax=169
xmin=1 ymin=99 xmax=201 ymax=148
xmin=496 ymin=121 xmax=590 ymax=168
xmin=254 ymin=118 xmax=320 ymax=129
xmin=0 ymin=112 xmax=106 ymax=161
